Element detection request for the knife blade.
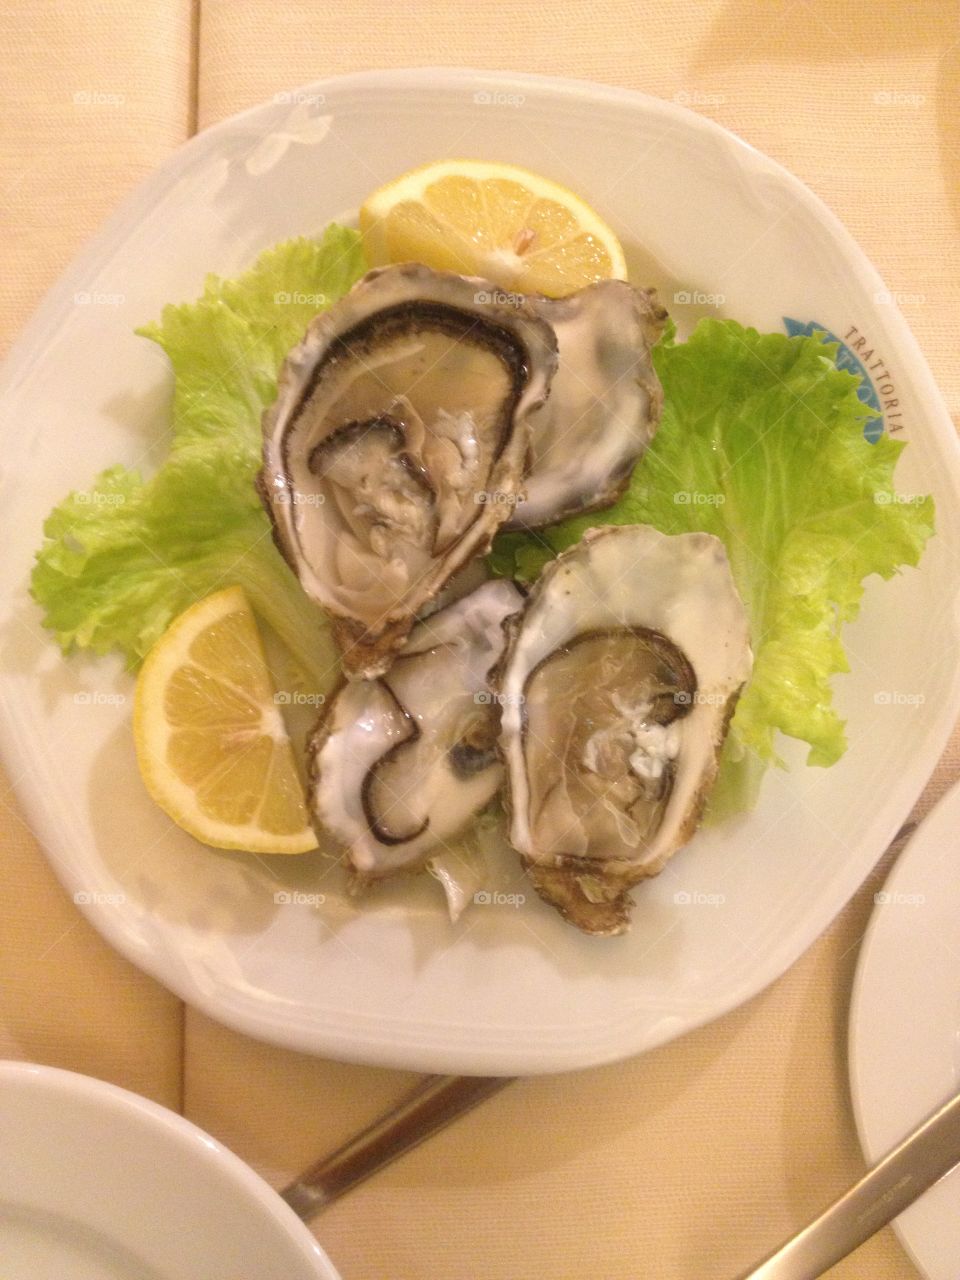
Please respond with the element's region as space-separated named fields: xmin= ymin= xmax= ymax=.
xmin=280 ymin=1073 xmax=513 ymax=1218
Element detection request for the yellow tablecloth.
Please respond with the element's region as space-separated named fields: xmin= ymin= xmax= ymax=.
xmin=2 ymin=2 xmax=959 ymax=1276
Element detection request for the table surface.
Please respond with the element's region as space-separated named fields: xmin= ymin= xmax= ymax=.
xmin=2 ymin=2 xmax=959 ymax=1277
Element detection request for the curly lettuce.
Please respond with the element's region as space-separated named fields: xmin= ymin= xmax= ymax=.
xmin=31 ymin=225 xmax=366 ymax=686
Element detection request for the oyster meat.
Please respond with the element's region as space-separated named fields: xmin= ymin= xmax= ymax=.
xmin=508 ymin=281 xmax=668 ymax=529
xmin=311 ymin=578 xmax=523 ymax=879
xmin=259 ymin=264 xmax=556 ymax=677
xmin=497 ymin=524 xmax=752 ymax=936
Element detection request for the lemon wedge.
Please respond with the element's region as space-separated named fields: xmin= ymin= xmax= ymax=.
xmin=134 ymin=587 xmax=318 ymax=854
xmin=360 ymin=158 xmax=627 ymax=296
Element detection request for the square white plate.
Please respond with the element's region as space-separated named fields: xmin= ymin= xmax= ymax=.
xmin=2 ymin=68 xmax=959 ymax=1074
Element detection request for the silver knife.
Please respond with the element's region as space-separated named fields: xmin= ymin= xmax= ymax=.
xmin=734 ymin=1086 xmax=960 ymax=1278
xmin=280 ymin=1074 xmax=513 ymax=1218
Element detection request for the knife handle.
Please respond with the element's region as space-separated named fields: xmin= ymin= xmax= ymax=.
xmin=280 ymin=1074 xmax=513 ymax=1219
xmin=735 ymin=1087 xmax=960 ymax=1278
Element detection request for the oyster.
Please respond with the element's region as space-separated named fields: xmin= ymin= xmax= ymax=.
xmin=310 ymin=578 xmax=523 ymax=879
xmin=497 ymin=525 xmax=752 ymax=936
xmin=507 ymin=281 xmax=667 ymax=529
xmin=259 ymin=264 xmax=556 ymax=677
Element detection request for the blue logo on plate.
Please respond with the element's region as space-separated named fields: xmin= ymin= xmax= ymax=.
xmin=783 ymin=317 xmax=884 ymax=443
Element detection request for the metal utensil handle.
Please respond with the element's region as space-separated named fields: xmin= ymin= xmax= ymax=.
xmin=280 ymin=1074 xmax=513 ymax=1219
xmin=735 ymin=1088 xmax=960 ymax=1278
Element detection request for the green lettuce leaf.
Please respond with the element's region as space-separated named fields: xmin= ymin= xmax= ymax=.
xmin=491 ymin=319 xmax=935 ymax=813
xmin=31 ymin=225 xmax=367 ymax=687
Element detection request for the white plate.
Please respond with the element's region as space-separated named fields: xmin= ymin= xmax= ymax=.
xmin=0 ymin=1060 xmax=339 ymax=1280
xmin=849 ymin=782 xmax=960 ymax=1279
xmin=1 ymin=68 xmax=959 ymax=1075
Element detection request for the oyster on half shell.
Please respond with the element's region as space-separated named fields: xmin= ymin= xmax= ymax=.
xmin=508 ymin=281 xmax=668 ymax=530
xmin=258 ymin=264 xmax=556 ymax=678
xmin=310 ymin=578 xmax=523 ymax=880
xmin=497 ymin=525 xmax=752 ymax=936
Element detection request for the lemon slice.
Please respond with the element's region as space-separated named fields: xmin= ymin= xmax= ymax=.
xmin=134 ymin=587 xmax=318 ymax=854
xmin=360 ymin=158 xmax=627 ymax=297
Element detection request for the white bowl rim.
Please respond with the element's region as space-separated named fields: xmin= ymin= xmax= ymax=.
xmin=0 ymin=1059 xmax=335 ymax=1276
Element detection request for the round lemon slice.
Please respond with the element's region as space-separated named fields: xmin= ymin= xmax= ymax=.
xmin=359 ymin=158 xmax=627 ymax=297
xmin=134 ymin=587 xmax=318 ymax=854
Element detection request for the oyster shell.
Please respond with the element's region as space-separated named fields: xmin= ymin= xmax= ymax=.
xmin=507 ymin=281 xmax=667 ymax=529
xmin=310 ymin=578 xmax=523 ymax=879
xmin=258 ymin=264 xmax=556 ymax=678
xmin=497 ymin=525 xmax=752 ymax=936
